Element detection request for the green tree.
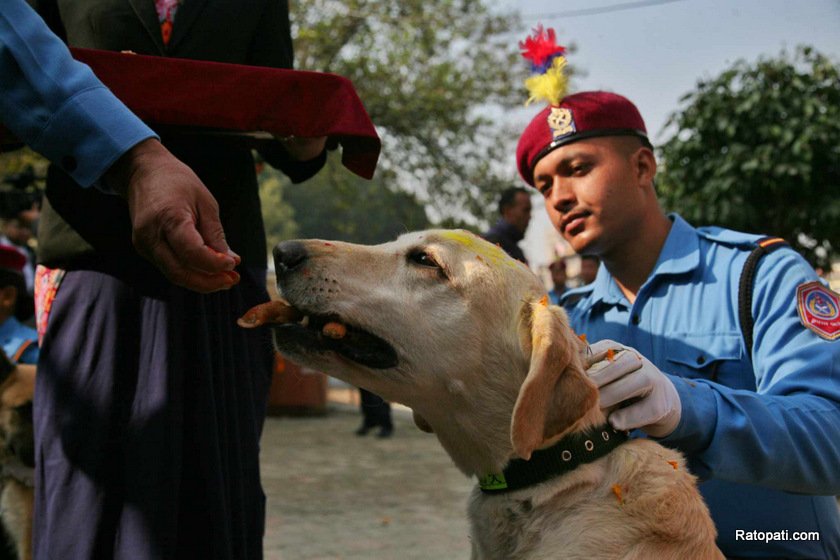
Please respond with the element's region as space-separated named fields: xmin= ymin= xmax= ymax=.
xmin=257 ymin=160 xmax=300 ymax=249
xmin=259 ymin=0 xmax=525 ymax=244
xmin=657 ymin=46 xmax=840 ymax=267
xmin=0 ymin=148 xmax=47 ymax=221
xmin=273 ymin=153 xmax=430 ymax=245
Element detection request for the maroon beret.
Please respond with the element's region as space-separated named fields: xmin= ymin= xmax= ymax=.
xmin=0 ymin=245 xmax=25 ymax=274
xmin=516 ymin=91 xmax=651 ymax=186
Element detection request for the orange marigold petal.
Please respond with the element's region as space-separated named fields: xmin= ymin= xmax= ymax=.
xmin=611 ymin=484 xmax=624 ymax=505
xmin=667 ymin=460 xmax=679 ymax=470
xmin=539 ymin=295 xmax=549 ymax=306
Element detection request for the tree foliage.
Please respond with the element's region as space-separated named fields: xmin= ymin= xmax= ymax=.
xmin=258 ymin=0 xmax=524 ymax=242
xmin=0 ymin=148 xmax=48 ymax=220
xmin=657 ymin=46 xmax=840 ymax=267
xmin=261 ymin=153 xmax=430 ymax=247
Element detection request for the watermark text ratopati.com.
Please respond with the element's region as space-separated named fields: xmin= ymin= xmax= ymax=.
xmin=735 ymin=530 xmax=820 ymax=543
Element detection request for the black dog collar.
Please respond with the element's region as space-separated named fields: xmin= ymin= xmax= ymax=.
xmin=478 ymin=424 xmax=629 ymax=494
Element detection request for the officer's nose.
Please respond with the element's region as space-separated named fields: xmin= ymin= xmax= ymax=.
xmin=548 ymin=179 xmax=576 ymax=214
xmin=273 ymin=241 xmax=308 ymax=274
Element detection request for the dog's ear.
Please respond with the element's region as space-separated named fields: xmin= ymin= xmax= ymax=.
xmin=511 ymin=299 xmax=597 ymax=460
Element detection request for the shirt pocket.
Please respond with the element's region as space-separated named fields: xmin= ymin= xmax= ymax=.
xmin=665 ymin=334 xmax=752 ymax=389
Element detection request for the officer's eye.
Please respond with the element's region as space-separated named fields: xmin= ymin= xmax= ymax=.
xmin=571 ymin=162 xmax=591 ymax=176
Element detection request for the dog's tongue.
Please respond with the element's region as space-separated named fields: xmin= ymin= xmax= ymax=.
xmin=237 ymin=298 xmax=302 ymax=328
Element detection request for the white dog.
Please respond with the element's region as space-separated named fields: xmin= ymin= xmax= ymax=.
xmin=240 ymin=230 xmax=722 ymax=560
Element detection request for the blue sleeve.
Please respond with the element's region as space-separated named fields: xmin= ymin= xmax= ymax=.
xmin=0 ymin=0 xmax=156 ymax=187
xmin=663 ymin=250 xmax=840 ymax=495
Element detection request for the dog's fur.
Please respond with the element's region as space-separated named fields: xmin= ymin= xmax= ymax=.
xmin=256 ymin=230 xmax=722 ymax=559
xmin=0 ymin=363 xmax=35 ymax=560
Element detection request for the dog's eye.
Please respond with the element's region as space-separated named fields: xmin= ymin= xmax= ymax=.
xmin=407 ymin=249 xmax=439 ymax=269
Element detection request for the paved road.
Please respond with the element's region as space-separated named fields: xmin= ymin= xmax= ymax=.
xmin=260 ymin=399 xmax=474 ymax=559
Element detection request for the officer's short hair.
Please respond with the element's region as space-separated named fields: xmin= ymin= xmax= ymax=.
xmin=548 ymin=259 xmax=566 ymax=272
xmin=498 ymin=187 xmax=529 ymax=215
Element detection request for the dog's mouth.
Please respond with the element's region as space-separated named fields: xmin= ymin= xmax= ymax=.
xmin=237 ymin=299 xmax=398 ymax=369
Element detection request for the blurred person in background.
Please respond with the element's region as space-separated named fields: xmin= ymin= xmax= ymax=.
xmin=578 ymin=254 xmax=599 ymax=286
xmin=0 ymin=245 xmax=38 ymax=365
xmin=547 ymin=259 xmax=567 ymax=304
xmin=355 ymin=388 xmax=393 ymax=439
xmin=483 ymin=186 xmax=531 ymax=265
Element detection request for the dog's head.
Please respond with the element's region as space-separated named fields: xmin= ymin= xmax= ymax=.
xmin=242 ymin=229 xmax=597 ymax=464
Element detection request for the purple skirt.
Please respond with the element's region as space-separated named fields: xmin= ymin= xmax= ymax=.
xmin=34 ymin=267 xmax=273 ymax=559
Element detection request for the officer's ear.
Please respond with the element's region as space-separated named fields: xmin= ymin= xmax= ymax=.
xmin=633 ymin=145 xmax=657 ymax=189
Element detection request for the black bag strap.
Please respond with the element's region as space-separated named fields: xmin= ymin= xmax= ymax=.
xmin=738 ymin=236 xmax=789 ymax=359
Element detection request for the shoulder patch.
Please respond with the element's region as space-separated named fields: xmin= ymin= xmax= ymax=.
xmin=797 ymin=282 xmax=840 ymax=341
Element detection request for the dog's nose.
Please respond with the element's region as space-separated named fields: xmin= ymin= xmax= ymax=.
xmin=273 ymin=241 xmax=309 ymax=272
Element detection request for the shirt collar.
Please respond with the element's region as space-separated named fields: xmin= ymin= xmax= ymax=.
xmin=650 ymin=214 xmax=700 ymax=277
xmin=586 ymin=213 xmax=700 ymax=307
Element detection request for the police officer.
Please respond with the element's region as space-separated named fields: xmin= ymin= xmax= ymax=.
xmin=516 ymin=90 xmax=840 ymax=558
xmin=0 ymin=245 xmax=37 ymax=366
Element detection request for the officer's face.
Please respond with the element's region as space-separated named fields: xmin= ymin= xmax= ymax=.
xmin=532 ymin=137 xmax=652 ymax=257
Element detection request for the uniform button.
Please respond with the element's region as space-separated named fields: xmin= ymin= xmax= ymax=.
xmin=62 ymin=155 xmax=78 ymax=172
xmin=631 ymin=314 xmax=641 ymax=325
xmin=696 ymin=356 xmax=706 ymax=365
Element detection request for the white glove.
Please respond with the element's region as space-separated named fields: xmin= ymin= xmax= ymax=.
xmin=585 ymin=340 xmax=681 ymax=438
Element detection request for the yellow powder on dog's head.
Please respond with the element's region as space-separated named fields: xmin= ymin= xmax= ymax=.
xmin=439 ymin=230 xmax=519 ymax=270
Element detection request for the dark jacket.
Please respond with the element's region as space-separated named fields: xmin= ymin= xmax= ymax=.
xmin=483 ymin=219 xmax=528 ymax=264
xmin=35 ymin=0 xmax=324 ymax=284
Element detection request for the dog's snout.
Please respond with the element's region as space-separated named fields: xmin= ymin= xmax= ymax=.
xmin=273 ymin=241 xmax=309 ymax=272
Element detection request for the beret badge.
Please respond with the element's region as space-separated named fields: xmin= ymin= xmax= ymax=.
xmin=548 ymin=107 xmax=575 ymax=138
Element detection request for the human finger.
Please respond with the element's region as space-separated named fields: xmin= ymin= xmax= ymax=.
xmin=192 ymin=192 xmax=241 ymax=266
xmin=597 ymin=368 xmax=652 ymax=409
xmin=587 ymin=351 xmax=642 ymax=388
xmin=162 ymin=212 xmax=238 ymax=275
xmin=584 ymin=339 xmax=625 ymax=368
xmin=149 ymin=238 xmax=240 ymax=293
xmin=608 ymin=401 xmax=667 ymax=433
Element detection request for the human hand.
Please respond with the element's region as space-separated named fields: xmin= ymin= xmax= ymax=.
xmin=105 ymin=139 xmax=241 ymax=293
xmin=585 ymin=340 xmax=681 ymax=438
xmin=276 ymin=136 xmax=327 ymax=161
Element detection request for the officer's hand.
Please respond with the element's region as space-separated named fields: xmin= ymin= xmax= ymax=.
xmin=105 ymin=139 xmax=241 ymax=293
xmin=585 ymin=340 xmax=681 ymax=438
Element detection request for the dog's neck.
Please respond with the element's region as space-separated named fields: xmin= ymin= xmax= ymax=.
xmin=411 ymin=385 xmax=608 ymax=479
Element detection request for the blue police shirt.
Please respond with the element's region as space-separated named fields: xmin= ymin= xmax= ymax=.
xmin=0 ymin=0 xmax=156 ymax=187
xmin=0 ymin=316 xmax=39 ymax=365
xmin=561 ymin=214 xmax=840 ymax=559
